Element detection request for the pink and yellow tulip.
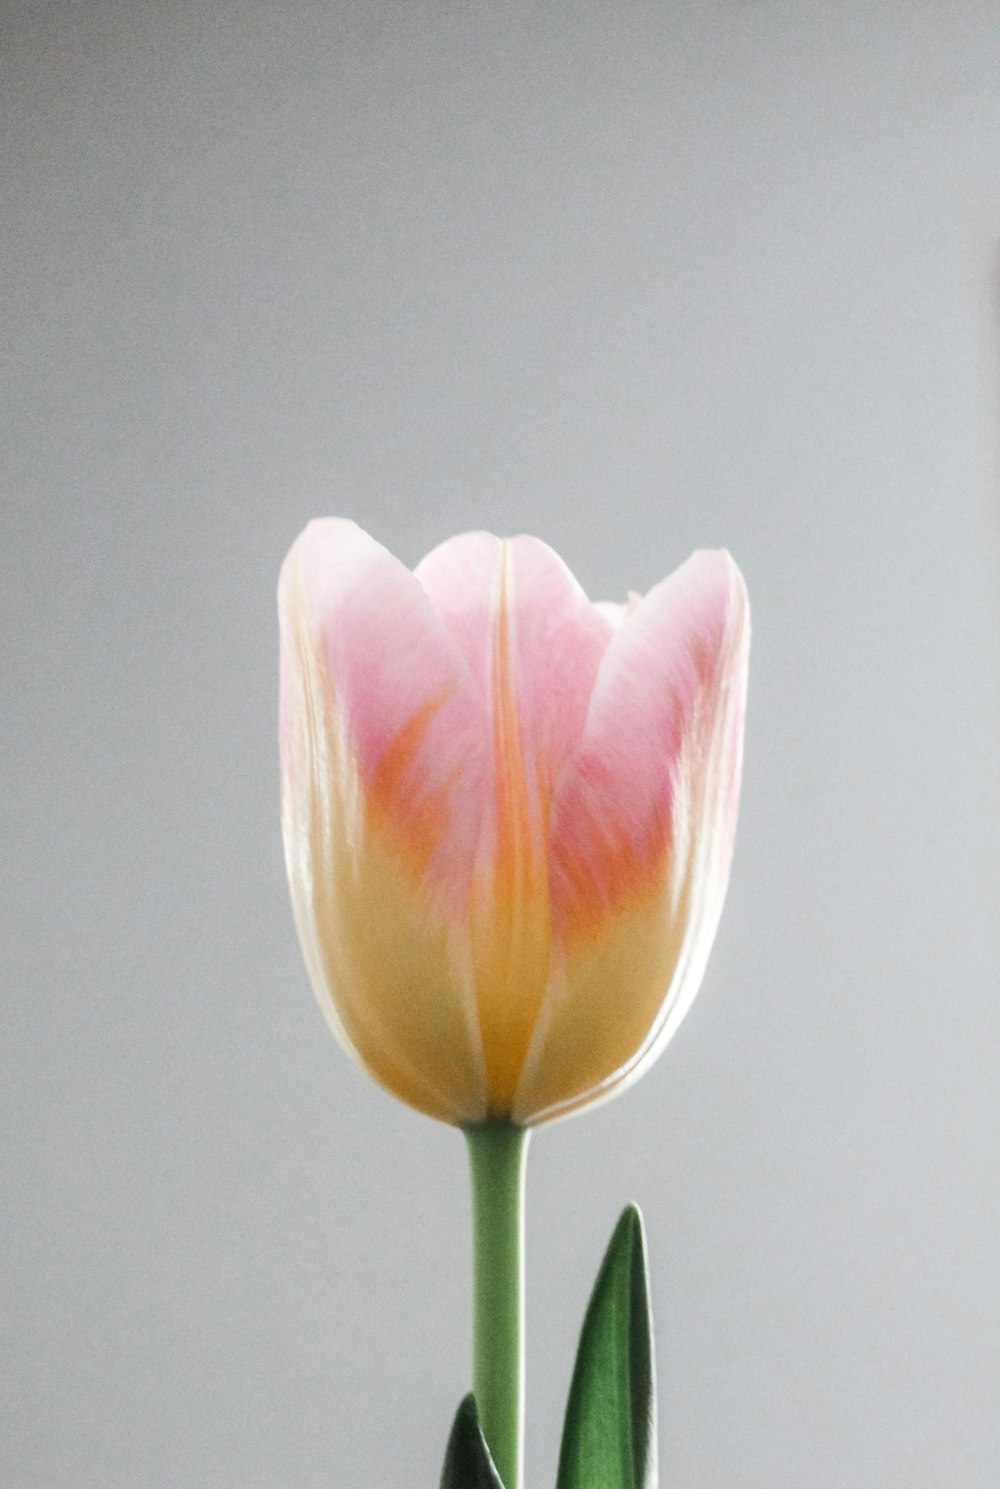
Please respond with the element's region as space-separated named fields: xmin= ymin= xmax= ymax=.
xmin=279 ymin=520 xmax=749 ymax=1129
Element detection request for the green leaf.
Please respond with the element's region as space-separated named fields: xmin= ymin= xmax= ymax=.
xmin=555 ymin=1204 xmax=657 ymax=1489
xmin=440 ymin=1394 xmax=507 ymax=1489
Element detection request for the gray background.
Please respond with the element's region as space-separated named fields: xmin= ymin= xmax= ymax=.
xmin=4 ymin=3 xmax=1000 ymax=1486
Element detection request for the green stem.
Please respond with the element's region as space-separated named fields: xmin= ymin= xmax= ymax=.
xmin=464 ymin=1120 xmax=530 ymax=1489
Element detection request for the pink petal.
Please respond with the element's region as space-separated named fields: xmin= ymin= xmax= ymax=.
xmin=413 ymin=532 xmax=615 ymax=1109
xmin=514 ymin=549 xmax=750 ymax=1122
xmin=279 ymin=519 xmax=490 ymax=1122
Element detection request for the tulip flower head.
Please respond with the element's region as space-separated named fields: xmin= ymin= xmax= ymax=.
xmin=279 ymin=521 xmax=748 ymax=1128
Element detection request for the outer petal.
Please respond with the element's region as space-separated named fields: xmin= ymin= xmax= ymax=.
xmin=513 ymin=550 xmax=750 ymax=1124
xmin=279 ymin=519 xmax=489 ymax=1124
xmin=414 ymin=533 xmax=614 ymax=1111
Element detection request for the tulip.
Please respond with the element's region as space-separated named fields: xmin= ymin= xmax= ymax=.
xmin=278 ymin=518 xmax=749 ymax=1488
xmin=279 ymin=519 xmax=749 ymax=1125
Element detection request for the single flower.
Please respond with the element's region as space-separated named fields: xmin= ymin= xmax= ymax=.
xmin=279 ymin=520 xmax=749 ymax=1128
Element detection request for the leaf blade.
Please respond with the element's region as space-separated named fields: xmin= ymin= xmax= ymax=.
xmin=556 ymin=1204 xmax=657 ymax=1489
xmin=440 ymin=1394 xmax=507 ymax=1489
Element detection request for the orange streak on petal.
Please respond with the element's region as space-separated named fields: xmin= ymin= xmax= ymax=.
xmin=472 ymin=542 xmax=552 ymax=1112
xmin=554 ymin=780 xmax=672 ymax=952
xmin=492 ymin=548 xmax=532 ymax=911
xmin=366 ymin=688 xmax=458 ymax=883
